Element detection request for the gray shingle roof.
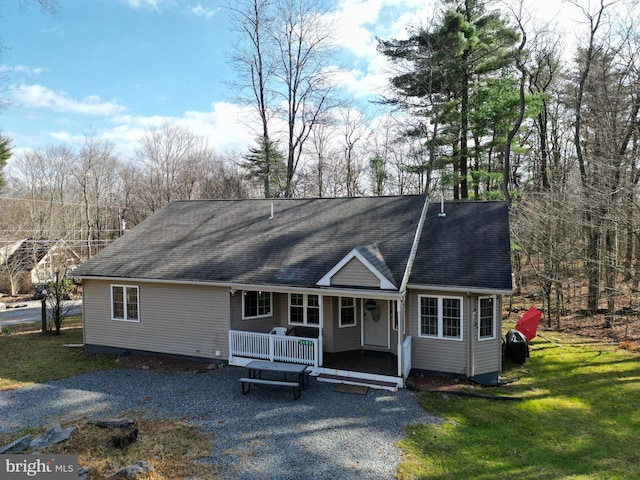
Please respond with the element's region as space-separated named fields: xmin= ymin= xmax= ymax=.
xmin=73 ymin=196 xmax=426 ymax=289
xmin=409 ymin=200 xmax=512 ymax=292
xmin=72 ymin=196 xmax=512 ymax=293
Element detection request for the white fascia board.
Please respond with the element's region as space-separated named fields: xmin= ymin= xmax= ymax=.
xmin=407 ymin=283 xmax=514 ymax=296
xmin=74 ymin=275 xmax=403 ymax=299
xmin=316 ymin=248 xmax=396 ymax=290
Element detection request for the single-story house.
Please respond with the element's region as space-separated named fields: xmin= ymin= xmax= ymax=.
xmin=71 ymin=196 xmax=513 ymax=390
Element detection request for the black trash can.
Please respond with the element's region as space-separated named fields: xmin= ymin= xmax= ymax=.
xmin=504 ymin=329 xmax=529 ymax=364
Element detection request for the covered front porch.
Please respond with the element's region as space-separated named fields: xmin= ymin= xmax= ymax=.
xmin=228 ymin=328 xmax=411 ymax=391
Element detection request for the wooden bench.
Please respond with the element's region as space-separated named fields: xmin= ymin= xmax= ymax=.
xmin=239 ymin=377 xmax=301 ymax=400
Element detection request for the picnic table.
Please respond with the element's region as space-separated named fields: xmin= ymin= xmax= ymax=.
xmin=239 ymin=360 xmax=310 ymax=400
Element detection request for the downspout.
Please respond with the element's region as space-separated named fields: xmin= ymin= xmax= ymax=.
xmin=397 ymin=196 xmax=430 ymax=380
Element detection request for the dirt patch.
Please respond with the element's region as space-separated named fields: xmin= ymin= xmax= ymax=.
xmin=115 ymin=354 xmax=219 ymax=374
xmin=409 ymin=374 xmax=472 ymax=392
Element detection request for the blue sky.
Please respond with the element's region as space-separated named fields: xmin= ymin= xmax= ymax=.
xmin=1 ymin=0 xmax=579 ymax=160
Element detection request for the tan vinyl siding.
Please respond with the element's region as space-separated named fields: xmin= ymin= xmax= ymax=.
xmin=407 ymin=290 xmax=468 ymax=375
xmin=472 ymin=295 xmax=503 ymax=375
xmin=333 ymin=297 xmax=361 ymax=352
xmin=331 ymin=258 xmax=379 ymax=288
xmin=83 ymin=280 xmax=229 ymax=359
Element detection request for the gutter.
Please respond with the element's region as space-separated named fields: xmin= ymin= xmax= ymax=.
xmin=72 ymin=275 xmax=404 ymax=300
xmin=406 ymin=283 xmax=514 ymax=296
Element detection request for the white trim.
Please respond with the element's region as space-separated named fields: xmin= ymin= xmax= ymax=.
xmin=408 ymin=283 xmax=513 ymax=296
xmin=76 ymin=276 xmax=404 ymax=300
xmin=477 ymin=295 xmax=497 ymax=341
xmin=418 ymin=294 xmax=464 ymax=341
xmin=390 ymin=300 xmax=398 ymax=331
xmin=399 ymin=196 xmax=429 ymax=294
xmin=110 ymin=284 xmax=140 ymax=323
xmin=288 ymin=293 xmax=322 ymax=327
xmin=316 ymin=367 xmax=401 ymax=391
xmin=339 ymin=296 xmax=357 ymax=328
xmin=242 ymin=291 xmax=273 ymax=319
xmin=316 ymin=249 xmax=396 ymax=290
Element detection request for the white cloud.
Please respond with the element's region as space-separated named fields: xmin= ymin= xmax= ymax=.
xmin=11 ymin=84 xmax=126 ymax=116
xmin=0 ymin=65 xmax=49 ymax=76
xmin=85 ymin=101 xmax=255 ymax=158
xmin=190 ymin=4 xmax=221 ymax=19
xmin=120 ymin=0 xmax=163 ymax=10
xmin=326 ymin=0 xmax=438 ymax=99
xmin=330 ymin=0 xmax=432 ymax=60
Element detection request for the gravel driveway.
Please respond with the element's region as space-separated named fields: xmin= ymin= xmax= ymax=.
xmin=0 ymin=365 xmax=438 ymax=479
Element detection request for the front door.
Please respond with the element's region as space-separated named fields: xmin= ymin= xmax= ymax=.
xmin=363 ymin=299 xmax=389 ymax=348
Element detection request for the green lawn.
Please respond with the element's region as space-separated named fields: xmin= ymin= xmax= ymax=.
xmin=0 ymin=317 xmax=117 ymax=390
xmin=398 ymin=333 xmax=640 ymax=479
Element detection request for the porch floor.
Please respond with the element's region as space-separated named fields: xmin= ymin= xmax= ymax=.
xmin=323 ymin=350 xmax=398 ymax=377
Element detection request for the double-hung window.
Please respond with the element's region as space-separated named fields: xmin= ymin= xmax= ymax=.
xmin=419 ymin=295 xmax=463 ymax=340
xmin=289 ymin=293 xmax=321 ymax=326
xmin=339 ymin=297 xmax=356 ymax=327
xmin=478 ymin=296 xmax=496 ymax=340
xmin=243 ymin=291 xmax=272 ymax=319
xmin=112 ymin=285 xmax=139 ymax=322
xmin=390 ymin=300 xmax=399 ymax=331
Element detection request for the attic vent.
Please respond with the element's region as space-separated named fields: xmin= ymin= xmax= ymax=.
xmin=438 ymin=197 xmax=446 ymax=218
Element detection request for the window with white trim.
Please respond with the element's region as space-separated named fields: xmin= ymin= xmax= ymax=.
xmin=289 ymin=293 xmax=320 ymax=326
xmin=390 ymin=300 xmax=398 ymax=331
xmin=242 ymin=291 xmax=272 ymax=319
xmin=111 ymin=285 xmax=139 ymax=322
xmin=419 ymin=295 xmax=463 ymax=340
xmin=478 ymin=296 xmax=496 ymax=340
xmin=339 ymin=297 xmax=356 ymax=327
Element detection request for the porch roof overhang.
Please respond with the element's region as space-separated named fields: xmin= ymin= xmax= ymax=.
xmin=407 ymin=282 xmax=513 ymax=296
xmin=75 ymin=275 xmax=405 ymax=300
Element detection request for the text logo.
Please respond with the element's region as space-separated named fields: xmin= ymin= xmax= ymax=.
xmin=0 ymin=455 xmax=78 ymax=479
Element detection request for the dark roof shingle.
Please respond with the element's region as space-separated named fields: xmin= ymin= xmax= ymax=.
xmin=73 ymin=196 xmax=512 ymax=293
xmin=73 ymin=196 xmax=426 ymax=289
xmin=409 ymin=201 xmax=512 ymax=291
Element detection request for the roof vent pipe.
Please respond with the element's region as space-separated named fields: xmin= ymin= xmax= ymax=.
xmin=269 ymin=202 xmax=274 ymax=220
xmin=438 ymin=196 xmax=446 ymax=217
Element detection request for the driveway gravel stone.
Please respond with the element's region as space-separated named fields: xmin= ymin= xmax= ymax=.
xmin=0 ymin=365 xmax=439 ymax=479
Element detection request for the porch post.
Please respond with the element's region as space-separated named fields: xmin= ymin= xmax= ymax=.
xmin=397 ymin=296 xmax=405 ymax=379
xmin=318 ymin=295 xmax=324 ymax=369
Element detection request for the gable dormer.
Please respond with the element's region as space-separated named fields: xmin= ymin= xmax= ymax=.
xmin=316 ymin=244 xmax=397 ymax=290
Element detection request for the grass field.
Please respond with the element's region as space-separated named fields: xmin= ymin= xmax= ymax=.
xmin=0 ymin=316 xmax=118 ymax=390
xmin=397 ymin=333 xmax=640 ymax=479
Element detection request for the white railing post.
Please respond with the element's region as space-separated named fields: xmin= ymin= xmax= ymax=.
xmin=269 ymin=335 xmax=275 ymax=361
xmin=402 ymin=336 xmax=412 ymax=379
xmin=313 ymin=339 xmax=319 ymax=369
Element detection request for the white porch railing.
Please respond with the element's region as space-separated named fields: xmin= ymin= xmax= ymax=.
xmin=402 ymin=335 xmax=412 ymax=379
xmin=229 ymin=330 xmax=319 ymax=368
